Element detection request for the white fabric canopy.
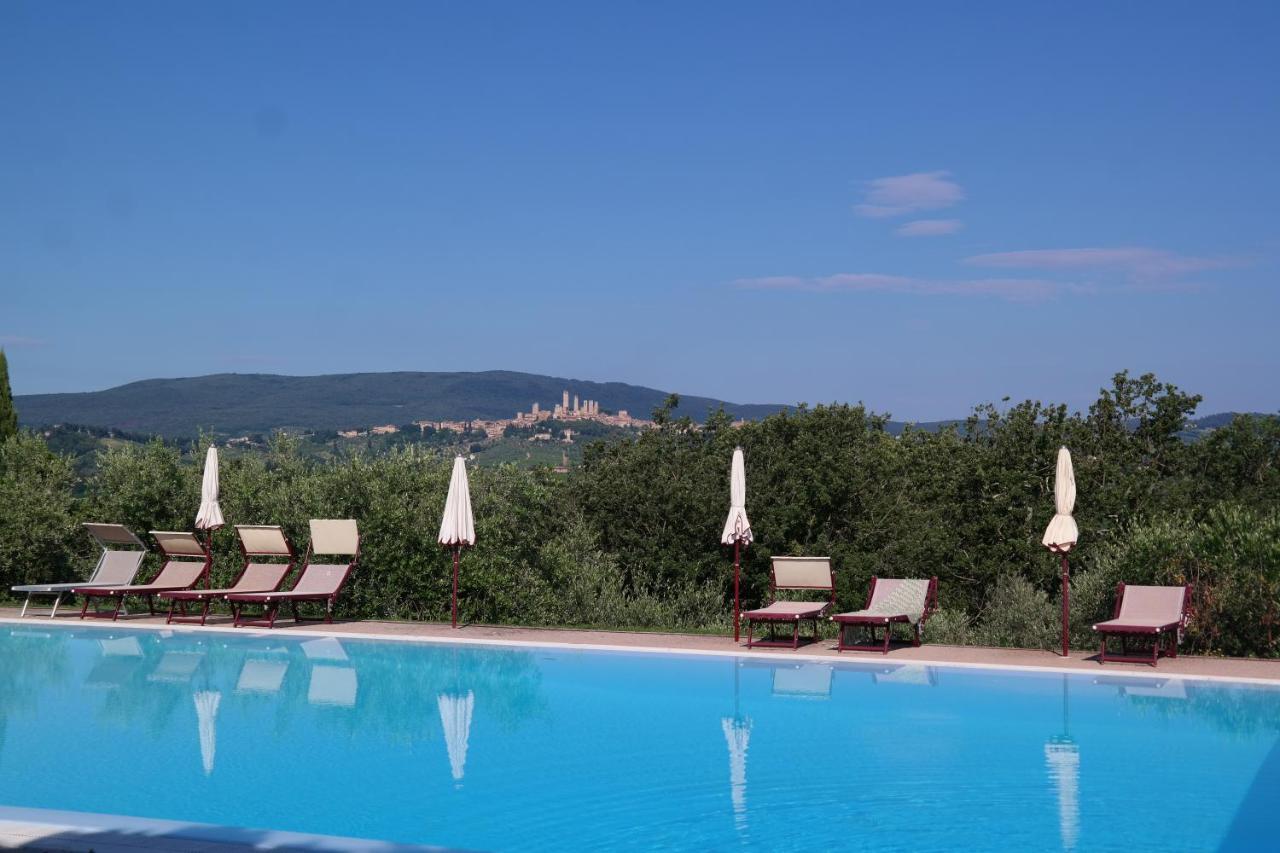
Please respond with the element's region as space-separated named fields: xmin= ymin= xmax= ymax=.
xmin=194 ymin=690 xmax=221 ymax=776
xmin=438 ymin=456 xmax=476 ymax=547
xmin=438 ymin=690 xmax=475 ymax=784
xmin=195 ymin=447 xmax=224 ymax=531
xmin=720 ymin=447 xmax=753 ymax=545
xmin=1041 ymin=446 xmax=1078 ymax=551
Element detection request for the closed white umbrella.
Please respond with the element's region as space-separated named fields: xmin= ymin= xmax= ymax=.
xmin=194 ymin=446 xmax=223 ymax=589
xmin=720 ymin=447 xmax=753 ymax=643
xmin=1042 ymin=447 xmax=1079 ymax=657
xmin=438 ymin=456 xmax=476 ymax=629
xmin=193 ymin=690 xmax=221 ymax=776
xmin=437 ymin=689 xmax=475 ymax=786
xmin=195 ymin=446 xmax=225 ymax=532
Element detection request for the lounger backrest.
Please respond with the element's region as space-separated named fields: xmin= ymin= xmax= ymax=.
xmin=148 ymin=531 xmax=209 ymax=588
xmin=290 ymin=564 xmax=350 ymax=595
xmin=865 ymin=578 xmax=934 ymax=624
xmin=771 ymin=557 xmax=834 ymax=591
xmin=309 ymin=519 xmax=359 ymax=557
xmin=233 ymin=562 xmax=293 ymax=592
xmin=93 ymin=550 xmax=148 ymax=586
xmin=83 ymin=523 xmax=146 ymax=549
xmin=236 ymin=525 xmax=293 ymax=557
xmin=1118 ymin=585 xmax=1187 ymax=622
xmin=151 ymin=531 xmax=208 ymax=558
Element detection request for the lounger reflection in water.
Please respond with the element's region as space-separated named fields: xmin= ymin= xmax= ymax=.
xmin=12 ymin=524 xmax=147 ymax=618
xmin=236 ymin=657 xmax=290 ymax=694
xmin=228 ymin=520 xmax=359 ymax=628
xmin=147 ymin=650 xmax=205 ymax=683
xmin=83 ymin=636 xmax=145 ymax=688
xmin=301 ymin=637 xmax=358 ymax=706
xmin=771 ymin=664 xmax=833 ymax=698
xmin=76 ymin=532 xmax=211 ymax=621
xmin=161 ymin=525 xmax=296 ymax=625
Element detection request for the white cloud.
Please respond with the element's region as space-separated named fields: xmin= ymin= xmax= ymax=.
xmin=964 ymin=247 xmax=1240 ymax=282
xmin=734 ymin=273 xmax=1056 ymax=302
xmin=896 ymin=219 xmax=964 ymax=237
xmin=0 ymin=335 xmax=44 ymax=348
xmin=854 ymin=171 xmax=964 ymax=218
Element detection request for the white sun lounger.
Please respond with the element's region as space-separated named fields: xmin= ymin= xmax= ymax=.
xmin=11 ymin=524 xmax=147 ymax=618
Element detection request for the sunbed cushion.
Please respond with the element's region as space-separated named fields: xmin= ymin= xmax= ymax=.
xmin=836 ymin=578 xmax=932 ymax=625
xmin=744 ymin=600 xmax=829 ymax=619
xmin=81 ymin=559 xmax=205 ymax=594
xmin=229 ymin=563 xmax=350 ymax=601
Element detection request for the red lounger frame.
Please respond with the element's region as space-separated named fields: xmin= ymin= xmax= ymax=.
xmin=227 ymin=519 xmax=360 ymax=629
xmin=75 ymin=531 xmax=211 ymax=621
xmin=161 ymin=525 xmax=297 ymax=626
xmin=742 ymin=557 xmax=836 ymax=650
xmin=833 ymin=576 xmax=938 ymax=653
xmin=1093 ymin=582 xmax=1192 ymax=667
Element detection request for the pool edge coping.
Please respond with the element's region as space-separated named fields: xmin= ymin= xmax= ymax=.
xmin=4 ymin=615 xmax=1279 ymax=687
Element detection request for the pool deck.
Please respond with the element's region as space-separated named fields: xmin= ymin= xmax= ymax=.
xmin=4 ymin=606 xmax=1280 ymax=684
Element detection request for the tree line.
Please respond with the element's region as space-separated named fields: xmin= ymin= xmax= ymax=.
xmin=1 ymin=369 xmax=1277 ymax=655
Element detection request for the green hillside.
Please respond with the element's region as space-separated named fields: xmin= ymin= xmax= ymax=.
xmin=15 ymin=370 xmax=788 ymax=438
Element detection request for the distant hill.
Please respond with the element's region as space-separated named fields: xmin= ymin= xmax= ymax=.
xmin=16 ymin=371 xmax=790 ymax=437
xmin=15 ymin=370 xmax=1272 ymax=441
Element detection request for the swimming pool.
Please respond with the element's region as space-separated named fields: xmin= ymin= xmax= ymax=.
xmin=0 ymin=625 xmax=1276 ymax=851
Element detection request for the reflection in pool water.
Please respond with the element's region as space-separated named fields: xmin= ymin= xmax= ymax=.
xmin=0 ymin=626 xmax=1277 ymax=851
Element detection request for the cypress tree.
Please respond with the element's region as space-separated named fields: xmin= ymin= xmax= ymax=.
xmin=0 ymin=348 xmax=17 ymax=440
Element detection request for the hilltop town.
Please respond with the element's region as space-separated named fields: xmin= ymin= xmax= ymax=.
xmin=337 ymin=389 xmax=653 ymax=441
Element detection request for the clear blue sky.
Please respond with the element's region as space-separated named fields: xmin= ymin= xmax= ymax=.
xmin=2 ymin=1 xmax=1277 ymax=419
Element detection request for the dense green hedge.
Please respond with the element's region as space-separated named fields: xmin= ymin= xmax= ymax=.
xmin=2 ymin=371 xmax=1277 ymax=655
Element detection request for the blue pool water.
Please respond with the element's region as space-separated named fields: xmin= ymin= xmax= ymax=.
xmin=0 ymin=625 xmax=1277 ymax=851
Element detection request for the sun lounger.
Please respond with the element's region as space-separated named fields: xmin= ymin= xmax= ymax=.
xmin=832 ymin=576 xmax=938 ymax=653
xmin=160 ymin=525 xmax=296 ymax=625
xmin=76 ymin=531 xmax=211 ymax=621
xmin=742 ymin=557 xmax=836 ymax=649
xmin=1092 ymin=583 xmax=1191 ymax=666
xmin=227 ymin=519 xmax=359 ymax=628
xmin=11 ymin=524 xmax=147 ymax=618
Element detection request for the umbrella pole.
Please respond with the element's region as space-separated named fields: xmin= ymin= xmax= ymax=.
xmin=1060 ymin=552 xmax=1070 ymax=657
xmin=204 ymin=530 xmax=213 ymax=589
xmin=452 ymin=545 xmax=460 ymax=630
xmin=733 ymin=539 xmax=741 ymax=643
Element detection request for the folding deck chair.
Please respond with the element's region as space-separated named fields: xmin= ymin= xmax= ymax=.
xmin=742 ymin=557 xmax=836 ymax=649
xmin=160 ymin=524 xmax=296 ymax=625
xmin=227 ymin=519 xmax=359 ymax=628
xmin=11 ymin=523 xmax=147 ymax=618
xmin=75 ymin=531 xmax=211 ymax=620
xmin=1092 ymin=583 xmax=1192 ymax=667
xmin=832 ymin=576 xmax=938 ymax=653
